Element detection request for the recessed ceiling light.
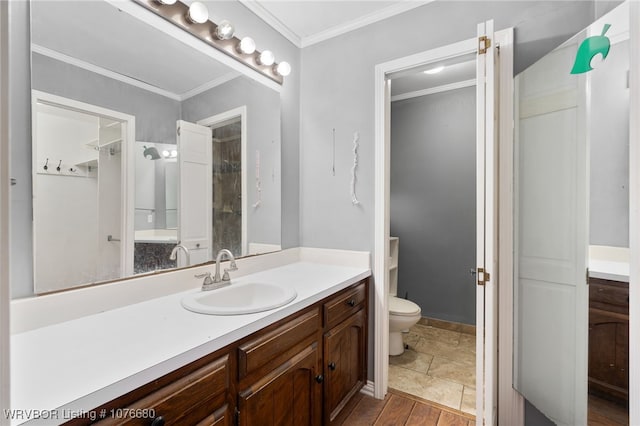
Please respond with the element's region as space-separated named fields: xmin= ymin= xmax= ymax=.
xmin=424 ymin=65 xmax=444 ymax=75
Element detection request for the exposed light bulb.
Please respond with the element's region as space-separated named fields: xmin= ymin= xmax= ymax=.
xmin=275 ymin=61 xmax=291 ymax=77
xmin=171 ymin=150 xmax=178 ymax=158
xmin=237 ymin=37 xmax=256 ymax=55
xmin=155 ymin=0 xmax=177 ymax=4
xmin=258 ymin=50 xmax=275 ymax=66
xmin=423 ymin=65 xmax=444 ymax=75
xmin=186 ymin=2 xmax=208 ymax=24
xmin=215 ymin=20 xmax=235 ymax=40
xmin=162 ymin=150 xmax=170 ymax=158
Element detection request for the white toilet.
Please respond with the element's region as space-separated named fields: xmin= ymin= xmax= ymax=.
xmin=388 ymin=237 xmax=421 ymax=356
xmin=389 ymin=295 xmax=422 ymax=356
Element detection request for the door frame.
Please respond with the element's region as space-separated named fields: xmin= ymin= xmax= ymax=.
xmin=30 ymin=90 xmax=136 ymax=286
xmin=0 ymin=1 xmax=10 ymax=420
xmin=373 ymin=28 xmax=518 ymax=424
xmin=630 ymin=2 xmax=640 ymax=424
xmin=198 ymin=106 xmax=248 ymax=256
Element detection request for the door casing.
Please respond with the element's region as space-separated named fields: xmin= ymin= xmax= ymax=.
xmin=373 ymin=27 xmax=518 ymax=425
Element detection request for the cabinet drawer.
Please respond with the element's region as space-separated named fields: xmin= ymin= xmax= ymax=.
xmin=324 ymin=282 xmax=366 ymax=330
xmin=590 ymin=280 xmax=629 ymax=314
xmin=97 ymin=355 xmax=229 ymax=425
xmin=238 ymin=308 xmax=320 ymax=379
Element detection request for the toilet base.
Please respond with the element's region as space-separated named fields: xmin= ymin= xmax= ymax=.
xmin=389 ymin=331 xmax=405 ymax=356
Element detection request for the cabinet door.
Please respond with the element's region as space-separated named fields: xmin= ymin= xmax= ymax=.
xmin=323 ymin=309 xmax=366 ymax=422
xmin=238 ymin=342 xmax=322 ymax=426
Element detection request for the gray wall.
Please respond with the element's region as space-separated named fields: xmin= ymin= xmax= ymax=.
xmin=182 ymin=77 xmax=282 ymax=247
xmin=32 ymin=54 xmax=181 ymax=144
xmin=298 ymin=0 xmax=616 ymax=387
xmin=9 ymin=0 xmax=34 ymax=299
xmin=589 ymin=39 xmax=629 ymax=247
xmin=390 ymin=87 xmax=476 ymax=325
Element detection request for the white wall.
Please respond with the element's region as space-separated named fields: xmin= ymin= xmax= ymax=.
xmin=33 ymin=108 xmax=100 ymax=293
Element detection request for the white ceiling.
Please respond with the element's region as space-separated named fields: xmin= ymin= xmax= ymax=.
xmin=240 ymin=0 xmax=432 ymax=47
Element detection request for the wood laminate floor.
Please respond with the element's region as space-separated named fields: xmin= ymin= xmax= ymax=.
xmin=334 ymin=388 xmax=476 ymax=426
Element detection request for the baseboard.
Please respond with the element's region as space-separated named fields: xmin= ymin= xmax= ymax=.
xmin=360 ymin=380 xmax=375 ymax=397
xmin=418 ymin=316 xmax=476 ymax=335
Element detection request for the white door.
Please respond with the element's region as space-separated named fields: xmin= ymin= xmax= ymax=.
xmin=476 ymin=20 xmax=497 ymax=425
xmin=514 ymin=42 xmax=589 ymax=425
xmin=177 ymin=120 xmax=212 ymax=267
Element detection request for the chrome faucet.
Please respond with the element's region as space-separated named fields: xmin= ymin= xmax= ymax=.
xmin=213 ymin=249 xmax=238 ymax=284
xmin=170 ymin=244 xmax=190 ymax=265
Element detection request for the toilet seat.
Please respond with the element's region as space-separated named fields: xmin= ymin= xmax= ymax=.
xmin=389 ymin=296 xmax=421 ymax=316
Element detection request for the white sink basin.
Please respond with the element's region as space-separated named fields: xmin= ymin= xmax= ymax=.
xmin=181 ymin=282 xmax=297 ymax=315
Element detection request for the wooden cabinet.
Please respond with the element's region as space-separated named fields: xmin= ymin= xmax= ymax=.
xmin=238 ymin=342 xmax=322 ymax=426
xmin=237 ymin=309 xmax=323 ymax=425
xmin=70 ymin=279 xmax=368 ymax=426
xmin=588 ymin=277 xmax=629 ymax=402
xmin=86 ymin=352 xmax=232 ymax=426
xmin=323 ymin=282 xmax=367 ymax=424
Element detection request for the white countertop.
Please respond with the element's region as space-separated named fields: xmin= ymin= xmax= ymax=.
xmin=588 ymin=245 xmax=630 ymax=282
xmin=10 ymin=260 xmax=370 ymax=425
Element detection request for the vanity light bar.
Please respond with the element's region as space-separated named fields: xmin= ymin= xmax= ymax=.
xmin=134 ymin=0 xmax=288 ymax=84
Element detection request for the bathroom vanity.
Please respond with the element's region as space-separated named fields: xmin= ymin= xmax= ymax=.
xmin=62 ymin=280 xmax=367 ymax=426
xmin=10 ymin=250 xmax=370 ymax=426
xmin=588 ymin=277 xmax=629 ymax=402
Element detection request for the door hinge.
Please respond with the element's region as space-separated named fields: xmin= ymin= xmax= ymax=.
xmin=478 ymin=35 xmax=491 ymax=55
xmin=477 ymin=267 xmax=490 ymax=286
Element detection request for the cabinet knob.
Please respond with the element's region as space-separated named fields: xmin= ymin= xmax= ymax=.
xmin=347 ymin=299 xmax=356 ymax=307
xmin=328 ymin=362 xmax=336 ymax=371
xmin=315 ymin=374 xmax=324 ymax=383
xmin=150 ymin=416 xmax=165 ymax=426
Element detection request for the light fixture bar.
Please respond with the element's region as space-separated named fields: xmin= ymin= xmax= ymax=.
xmin=134 ymin=0 xmax=284 ymax=84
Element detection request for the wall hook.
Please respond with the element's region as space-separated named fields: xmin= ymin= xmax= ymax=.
xmin=56 ymin=160 xmax=62 ymax=172
xmin=43 ymin=158 xmax=49 ymax=171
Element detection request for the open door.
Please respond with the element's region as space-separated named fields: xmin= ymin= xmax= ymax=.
xmin=513 ymin=33 xmax=589 ymax=426
xmin=476 ymin=20 xmax=497 ymax=425
xmin=177 ymin=120 xmax=212 ymax=267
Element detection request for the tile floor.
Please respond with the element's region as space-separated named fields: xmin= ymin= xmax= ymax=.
xmin=388 ymin=322 xmax=476 ymax=416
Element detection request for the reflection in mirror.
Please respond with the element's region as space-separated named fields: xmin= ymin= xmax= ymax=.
xmin=514 ymin=2 xmax=630 ymax=424
xmin=33 ymin=94 xmax=133 ymax=292
xmin=22 ymin=0 xmax=281 ymax=295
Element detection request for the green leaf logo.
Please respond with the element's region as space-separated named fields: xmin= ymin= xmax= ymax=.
xmin=570 ymin=24 xmax=611 ymax=74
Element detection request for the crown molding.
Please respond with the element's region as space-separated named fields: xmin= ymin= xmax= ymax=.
xmin=390 ymin=78 xmax=476 ymax=102
xmin=301 ymin=1 xmax=433 ymax=48
xmin=179 ymin=72 xmax=240 ymax=101
xmin=32 ymin=44 xmax=183 ymax=101
xmin=238 ymin=0 xmax=303 ymax=48
xmin=240 ymin=1 xmax=433 ymax=49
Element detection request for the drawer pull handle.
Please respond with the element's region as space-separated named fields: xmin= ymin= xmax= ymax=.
xmin=151 ymin=416 xmax=165 ymax=426
xmin=328 ymin=362 xmax=336 ymax=371
xmin=315 ymin=374 xmax=324 ymax=383
xmin=347 ymin=299 xmax=356 ymax=307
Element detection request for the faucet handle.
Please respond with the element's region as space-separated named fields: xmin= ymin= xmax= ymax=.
xmin=195 ymin=272 xmax=213 ymax=285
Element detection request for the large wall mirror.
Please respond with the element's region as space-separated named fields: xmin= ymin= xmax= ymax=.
xmin=20 ymin=0 xmax=281 ymax=295
xmin=514 ymin=2 xmax=630 ymax=424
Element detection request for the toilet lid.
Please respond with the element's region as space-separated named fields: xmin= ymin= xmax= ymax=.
xmin=389 ymin=296 xmax=421 ymax=316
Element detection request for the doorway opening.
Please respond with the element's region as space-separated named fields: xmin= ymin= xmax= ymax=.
xmin=386 ymin=51 xmax=478 ymax=415
xmin=374 ymin=25 xmax=515 ymax=425
xmin=198 ymin=106 xmax=248 ymax=257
